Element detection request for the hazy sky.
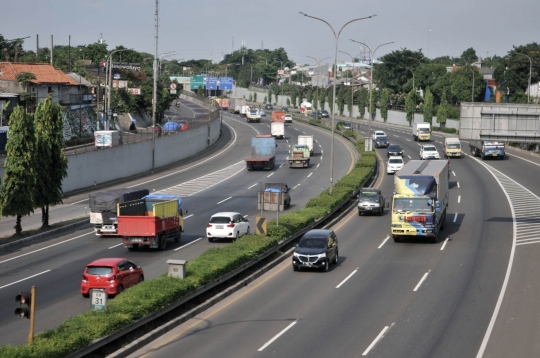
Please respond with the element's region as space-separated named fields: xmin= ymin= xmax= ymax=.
xmin=2 ymin=0 xmax=539 ymax=66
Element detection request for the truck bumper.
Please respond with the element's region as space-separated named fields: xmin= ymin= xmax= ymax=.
xmin=289 ymin=160 xmax=309 ymax=168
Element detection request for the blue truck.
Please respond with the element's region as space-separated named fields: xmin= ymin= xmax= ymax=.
xmin=469 ymin=140 xmax=505 ymax=160
xmin=244 ymin=135 xmax=276 ymax=170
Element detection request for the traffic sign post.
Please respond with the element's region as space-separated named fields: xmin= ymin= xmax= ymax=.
xmin=90 ymin=289 xmax=108 ymax=311
xmin=255 ymin=216 xmax=267 ymax=235
xmin=170 ymin=83 xmax=177 ymax=90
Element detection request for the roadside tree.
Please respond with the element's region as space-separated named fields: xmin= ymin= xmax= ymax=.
xmin=422 ymin=88 xmax=434 ymax=123
xmin=380 ymin=88 xmax=389 ymax=122
xmin=405 ymin=89 xmax=416 ymax=125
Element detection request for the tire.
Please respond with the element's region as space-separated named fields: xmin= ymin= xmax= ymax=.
xmin=138 ymin=275 xmax=144 ymax=283
xmin=127 ymin=244 xmax=139 ymax=251
xmin=323 ymin=260 xmax=329 ymax=272
xmin=208 ymin=237 xmax=214 ymax=243
xmin=175 ymin=229 xmax=181 ymax=243
xmin=358 ymin=211 xmax=362 ymax=216
xmin=234 ymin=231 xmax=239 ymax=241
xmin=393 ymin=235 xmax=399 ymax=243
xmin=440 ymin=212 xmax=446 ymax=231
xmin=378 ymin=208 xmax=383 ymax=216
xmin=116 ymin=284 xmax=124 ymax=295
xmin=293 ymin=265 xmax=298 ymax=272
xmin=82 ymin=293 xmax=89 ymax=298
xmin=157 ymin=234 xmax=166 ymax=251
xmin=431 ymin=237 xmax=437 ymax=244
xmin=247 ymin=226 xmax=250 ymax=235
xmin=333 ymin=250 xmax=339 ymax=264
xmin=481 ymin=153 xmax=485 ymax=160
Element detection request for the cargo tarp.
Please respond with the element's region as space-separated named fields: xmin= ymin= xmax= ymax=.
xmin=89 ymin=188 xmax=149 ymax=212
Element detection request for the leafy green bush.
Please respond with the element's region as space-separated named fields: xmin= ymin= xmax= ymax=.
xmin=0 ymin=131 xmax=376 ymax=358
xmin=442 ymin=127 xmax=457 ymax=134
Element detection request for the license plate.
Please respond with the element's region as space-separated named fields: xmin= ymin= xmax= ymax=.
xmin=366 ymin=207 xmax=372 ymax=210
xmin=492 ymin=154 xmax=498 ymax=156
xmin=215 ymin=225 xmax=223 ymax=229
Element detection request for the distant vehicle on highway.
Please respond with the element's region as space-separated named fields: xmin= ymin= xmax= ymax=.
xmin=372 ymin=130 xmax=386 ymax=141
xmin=80 ymin=258 xmax=144 ymax=298
xmin=207 ymin=212 xmax=250 ymax=242
xmin=292 ymin=229 xmax=339 ymax=272
xmin=387 ymin=144 xmax=404 ymax=157
xmin=284 ymin=113 xmax=293 ymax=123
xmin=282 ymin=107 xmax=289 ymax=112
xmin=309 ymin=112 xmax=321 ymax=119
xmin=357 ymin=188 xmax=384 ymax=216
xmin=387 ymin=156 xmax=404 ymax=175
xmin=319 ymin=110 xmax=329 ymax=118
xmin=374 ymin=136 xmax=389 ymax=148
xmin=420 ymin=144 xmax=440 ymax=160
xmin=260 ymin=109 xmax=266 ymax=116
xmin=265 ymin=103 xmax=273 ymax=110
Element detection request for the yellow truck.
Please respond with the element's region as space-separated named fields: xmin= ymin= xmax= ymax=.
xmin=444 ymin=138 xmax=461 ymax=158
xmin=412 ymin=123 xmax=431 ymax=141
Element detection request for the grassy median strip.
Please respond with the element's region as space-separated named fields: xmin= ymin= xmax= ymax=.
xmin=0 ymin=132 xmax=376 ymax=358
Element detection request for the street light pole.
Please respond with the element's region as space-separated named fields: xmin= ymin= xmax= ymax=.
xmin=152 ymin=0 xmax=159 ymax=171
xmin=301 ymin=13 xmax=376 ymax=195
xmin=339 ymin=51 xmax=361 ymax=118
xmin=105 ymin=48 xmax=131 ymax=129
xmin=350 ymin=40 xmax=395 ymax=141
xmin=515 ymin=52 xmax=532 ymax=103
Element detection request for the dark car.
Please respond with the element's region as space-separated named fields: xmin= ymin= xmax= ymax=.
xmin=357 ymin=188 xmax=385 ymax=216
xmin=292 ymin=229 xmax=339 ymax=272
xmin=265 ymin=103 xmax=273 ymax=110
xmin=282 ymin=107 xmax=289 ymax=112
xmin=309 ymin=111 xmax=322 ymax=119
xmin=374 ymin=136 xmax=389 ymax=148
xmin=320 ymin=110 xmax=329 ymax=118
xmin=387 ymin=144 xmax=404 ymax=157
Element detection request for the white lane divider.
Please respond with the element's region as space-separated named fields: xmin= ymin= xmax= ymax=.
xmin=217 ymin=197 xmax=232 ymax=205
xmin=453 ymin=213 xmax=458 ymax=222
xmin=293 ymin=184 xmax=300 ymax=189
xmin=440 ymin=237 xmax=450 ymax=250
xmin=247 ymin=183 xmax=257 ymax=189
xmin=457 ymin=181 xmax=460 ymax=188
xmin=452 ymin=171 xmax=456 ymax=177
xmin=184 ymin=214 xmax=193 ymax=219
xmin=316 ymin=163 xmax=320 ymax=168
xmin=406 ymin=139 xmax=411 ymax=141
xmin=336 ymin=268 xmax=359 ymax=288
xmin=257 ymin=320 xmax=298 ymax=351
xmin=108 ymin=243 xmax=123 ymax=249
xmin=0 ymin=231 xmax=93 ymax=265
xmin=267 ymin=172 xmax=274 ymax=178
xmin=307 ymin=173 xmax=313 ymax=178
xmin=0 ymin=270 xmax=51 ymax=290
xmin=378 ymin=235 xmax=390 ymax=249
xmin=362 ymin=323 xmax=394 ymax=356
xmin=407 ymin=155 xmax=412 ymax=159
xmin=174 ymin=237 xmax=203 ymax=251
xmin=413 ymin=270 xmax=431 ymax=291
xmin=457 ymin=195 xmax=461 ymax=203
xmin=280 ymin=164 xmax=284 ymax=168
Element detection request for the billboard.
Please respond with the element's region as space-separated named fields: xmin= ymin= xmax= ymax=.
xmin=219 ymin=77 xmax=233 ymax=90
xmin=170 ymin=76 xmax=191 ymax=87
xmin=190 ymin=75 xmax=205 ymax=90
xmin=206 ymin=77 xmax=218 ymax=90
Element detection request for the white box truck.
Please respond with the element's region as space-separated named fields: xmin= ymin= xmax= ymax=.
xmin=412 ymin=123 xmax=431 ymax=141
xmin=271 ymin=122 xmax=285 ymax=139
xmin=298 ymin=135 xmax=314 ymax=155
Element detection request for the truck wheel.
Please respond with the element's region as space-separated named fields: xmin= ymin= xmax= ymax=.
xmin=393 ymin=235 xmax=399 ymax=243
xmin=431 ymin=237 xmax=437 ymax=244
xmin=481 ymin=153 xmax=485 ymax=160
xmin=175 ymin=229 xmax=181 ymax=243
xmin=440 ymin=213 xmax=446 ymax=231
xmin=127 ymin=244 xmax=139 ymax=251
xmin=157 ymin=234 xmax=166 ymax=251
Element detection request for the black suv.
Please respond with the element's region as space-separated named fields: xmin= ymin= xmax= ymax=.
xmin=357 ymin=188 xmax=384 ymax=216
xmin=374 ymin=136 xmax=389 ymax=148
xmin=292 ymin=229 xmax=339 ymax=272
xmin=265 ymin=103 xmax=273 ymax=110
xmin=387 ymin=144 xmax=404 ymax=157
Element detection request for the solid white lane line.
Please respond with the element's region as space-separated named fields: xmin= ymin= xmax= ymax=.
xmin=407 ymin=155 xmax=411 ymax=159
xmin=440 ymin=238 xmax=450 ymax=250
xmin=336 ymin=268 xmax=359 ymax=288
xmin=184 ymin=214 xmax=193 ymax=219
xmin=217 ymin=197 xmax=232 ymax=204
xmin=0 ymin=231 xmax=94 ymax=265
xmin=452 ymin=171 xmax=456 ymax=177
xmin=70 ymin=198 xmax=87 ymax=205
xmin=457 ymin=181 xmax=460 ymax=188
xmin=458 ymin=195 xmax=461 ymax=203
xmin=378 ymin=235 xmax=390 ymax=249
xmin=286 ymin=140 xmax=289 ymax=143
xmin=413 ymin=271 xmax=430 ymax=291
xmin=0 ymin=270 xmax=51 ymax=290
xmin=453 ymin=213 xmax=458 ymax=222
xmin=247 ymin=183 xmax=257 ymax=189
xmin=174 ymin=237 xmax=203 ymax=251
xmin=293 ymin=184 xmax=300 ymax=189
xmin=257 ymin=320 xmax=298 ymax=351
xmin=317 ymin=163 xmax=320 ymax=168
xmin=307 ymin=173 xmax=313 ymax=178
xmin=406 ymin=139 xmax=411 ymax=141
xmin=280 ymin=164 xmax=284 ymax=168
xmin=362 ymin=324 xmax=392 ymax=356
xmin=267 ymin=173 xmax=274 ymax=178
xmin=108 ymin=243 xmax=123 ymax=249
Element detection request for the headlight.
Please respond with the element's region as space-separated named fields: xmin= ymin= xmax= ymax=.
xmin=392 ymin=224 xmax=402 ymax=228
xmin=316 ymin=253 xmax=327 ymax=259
xmin=293 ymin=252 xmax=301 ymax=258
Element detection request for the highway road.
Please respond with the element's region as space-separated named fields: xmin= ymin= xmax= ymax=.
xmin=127 ymin=118 xmax=540 ymax=358
xmin=0 ymin=102 xmax=355 ymax=346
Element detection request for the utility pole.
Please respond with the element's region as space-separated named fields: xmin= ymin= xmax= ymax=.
xmin=152 ymin=0 xmax=159 ymax=170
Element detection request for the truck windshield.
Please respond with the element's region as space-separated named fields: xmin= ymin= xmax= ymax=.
xmin=360 ymin=192 xmax=379 ymax=200
xmin=393 ymin=198 xmax=432 ymax=213
xmin=447 ymin=143 xmax=460 ymax=149
xmin=418 ymin=128 xmax=430 ymax=133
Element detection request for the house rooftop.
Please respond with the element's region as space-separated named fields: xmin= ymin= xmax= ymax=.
xmin=0 ymin=62 xmax=77 ymax=85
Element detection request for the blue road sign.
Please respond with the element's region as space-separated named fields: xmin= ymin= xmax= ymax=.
xmin=207 ymin=77 xmax=218 ymax=90
xmin=219 ymin=77 xmax=233 ymax=90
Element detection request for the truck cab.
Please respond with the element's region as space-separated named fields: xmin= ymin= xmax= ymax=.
xmin=444 ymin=138 xmax=461 ymax=158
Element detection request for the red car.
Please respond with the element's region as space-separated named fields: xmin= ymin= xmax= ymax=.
xmin=80 ymin=258 xmax=144 ymax=297
xmin=178 ymin=121 xmax=189 ymax=131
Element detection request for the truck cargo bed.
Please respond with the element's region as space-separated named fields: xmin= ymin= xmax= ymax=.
xmin=118 ymin=216 xmax=179 ymax=237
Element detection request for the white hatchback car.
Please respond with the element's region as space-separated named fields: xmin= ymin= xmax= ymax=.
xmin=207 ymin=212 xmax=250 ymax=242
xmin=284 ymin=114 xmax=293 ymax=123
xmin=387 ymin=156 xmax=404 ymax=174
xmin=372 ymin=130 xmax=386 ymax=141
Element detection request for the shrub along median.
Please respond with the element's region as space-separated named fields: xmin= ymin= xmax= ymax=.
xmin=0 ymin=132 xmax=376 ymax=358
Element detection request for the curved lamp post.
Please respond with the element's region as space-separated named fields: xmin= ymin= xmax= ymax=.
xmin=300 ymin=12 xmax=376 ymax=194
xmin=350 ymin=40 xmax=395 ymax=144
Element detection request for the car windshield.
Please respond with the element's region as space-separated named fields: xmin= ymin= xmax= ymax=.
xmin=389 ymin=145 xmax=401 ymax=150
xmin=389 ymin=158 xmax=403 ymax=164
xmin=86 ymin=266 xmax=113 ymax=276
xmin=210 ymin=216 xmax=231 ymax=224
xmin=424 ymin=146 xmax=437 ymax=151
xmin=447 ymin=143 xmax=460 ymax=149
xmin=298 ymin=238 xmax=326 ymax=249
xmin=360 ymin=191 xmax=379 ymax=200
xmin=393 ymin=198 xmax=432 ymax=213
xmin=377 ymin=136 xmax=388 ymax=141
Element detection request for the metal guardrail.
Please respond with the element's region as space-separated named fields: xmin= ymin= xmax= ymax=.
xmin=66 ymin=118 xmax=374 ymax=358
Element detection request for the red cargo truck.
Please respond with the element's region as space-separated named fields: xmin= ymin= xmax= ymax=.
xmin=117 ymin=194 xmax=185 ymax=251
